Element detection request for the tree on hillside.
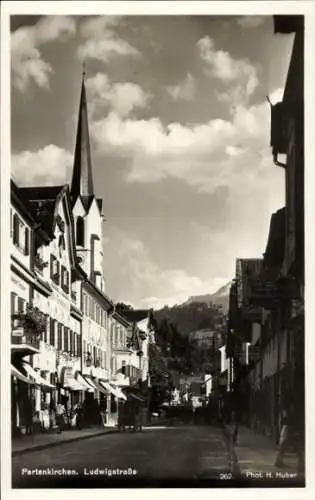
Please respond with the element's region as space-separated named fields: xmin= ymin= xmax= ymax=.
xmin=115 ymin=302 xmax=134 ymax=313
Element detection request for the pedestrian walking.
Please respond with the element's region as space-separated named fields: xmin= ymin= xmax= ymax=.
xmin=42 ymin=403 xmax=50 ymax=432
xmin=274 ymin=407 xmax=289 ymax=467
xmin=55 ymin=402 xmax=65 ymax=433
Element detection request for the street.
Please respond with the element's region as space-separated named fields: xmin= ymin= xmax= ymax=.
xmin=12 ymin=425 xmax=232 ymax=488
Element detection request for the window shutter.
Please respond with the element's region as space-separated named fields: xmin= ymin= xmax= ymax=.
xmin=24 ymin=227 xmax=30 ymax=256
xmin=11 ymin=292 xmax=16 ymax=316
xmin=71 ymin=330 xmax=74 ymax=354
xmin=44 ymin=314 xmax=48 ymax=343
xmin=49 ymin=318 xmax=55 ymax=346
xmin=13 ymin=214 xmax=19 ymax=246
xmin=58 ymin=323 xmax=63 ymax=351
xmin=78 ymin=335 xmax=82 ymax=357
xmin=50 ymin=255 xmax=54 ymax=278
xmin=64 ymin=326 xmax=68 ymax=352
xmin=17 ymin=297 xmax=24 ymax=313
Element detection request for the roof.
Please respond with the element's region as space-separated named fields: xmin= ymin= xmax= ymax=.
xmin=11 ymin=180 xmax=37 ymax=226
xmin=19 ymin=185 xmax=66 ymax=238
xmin=113 ymin=310 xmax=132 ymax=327
xmin=263 ymin=207 xmax=286 ymax=269
xmin=122 ymin=309 xmax=151 ymax=323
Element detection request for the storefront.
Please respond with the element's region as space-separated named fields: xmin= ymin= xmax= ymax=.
xmin=11 ymin=364 xmax=35 ymax=437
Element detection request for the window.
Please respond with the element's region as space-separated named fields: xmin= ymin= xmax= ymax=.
xmin=64 ymin=326 xmax=69 ymax=352
xmin=17 ymin=297 xmax=25 ymax=313
xmin=57 ymin=323 xmax=63 ymax=351
xmin=121 ymin=361 xmax=126 ymax=375
xmin=61 ymin=266 xmax=69 ymax=294
xmin=24 ymin=228 xmax=30 ymax=256
xmin=50 ymin=255 xmax=60 ymax=285
xmin=49 ymin=318 xmax=56 ymax=346
xmin=82 ymin=293 xmax=86 ymax=314
xmin=12 ymin=214 xmax=29 ymax=255
xmin=93 ymin=346 xmax=97 ymax=365
xmin=44 ymin=314 xmax=49 ymax=344
xmin=76 ymin=217 xmax=85 ymax=246
xmin=13 ymin=214 xmax=20 ymax=246
xmin=58 ymin=234 xmax=65 ymax=258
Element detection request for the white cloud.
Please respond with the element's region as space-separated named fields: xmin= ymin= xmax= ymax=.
xmin=103 ymin=229 xmax=227 ymax=309
xmin=166 ymin=73 xmax=196 ymax=101
xmin=11 ymin=16 xmax=76 ymax=92
xmin=11 ymin=145 xmax=73 ymax=186
xmin=91 ymin=97 xmax=275 ymax=195
xmin=86 ymin=73 xmax=151 ymax=118
xmin=78 ymin=16 xmax=140 ymax=63
xmin=237 ymin=16 xmax=266 ymax=29
xmin=269 ymin=87 xmax=285 ymax=104
xmin=197 ymin=36 xmax=259 ymax=105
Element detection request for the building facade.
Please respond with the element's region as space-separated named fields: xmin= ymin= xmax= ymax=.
xmin=10 ymin=73 xmax=155 ymax=436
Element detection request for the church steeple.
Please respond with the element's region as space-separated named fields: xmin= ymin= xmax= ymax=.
xmin=71 ymin=69 xmax=94 ymax=203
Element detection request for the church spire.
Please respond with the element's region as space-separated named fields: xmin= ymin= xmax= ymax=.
xmin=71 ymin=68 xmax=94 ymax=202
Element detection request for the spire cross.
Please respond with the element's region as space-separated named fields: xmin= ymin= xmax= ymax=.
xmin=82 ymin=61 xmax=86 ymax=80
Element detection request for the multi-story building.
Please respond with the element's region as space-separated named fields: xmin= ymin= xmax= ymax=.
xmin=226 ymin=17 xmax=304 ymax=469
xmin=10 ymin=71 xmax=158 ymax=435
xmin=10 ymin=180 xmax=51 ymax=435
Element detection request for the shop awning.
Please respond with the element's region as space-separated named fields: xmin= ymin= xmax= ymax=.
xmin=92 ymin=379 xmax=108 ymax=395
xmin=83 ymin=375 xmax=99 ymax=392
xmin=11 ymin=364 xmax=35 ymax=385
xmin=75 ymin=372 xmax=94 ymax=392
xmin=99 ymin=381 xmax=127 ymax=400
xmin=64 ymin=379 xmax=85 ymax=391
xmin=22 ymin=362 xmax=55 ymax=388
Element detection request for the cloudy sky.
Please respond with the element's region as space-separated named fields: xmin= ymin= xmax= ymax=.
xmin=10 ymin=15 xmax=294 ymax=309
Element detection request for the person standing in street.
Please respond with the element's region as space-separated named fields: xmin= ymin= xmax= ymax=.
xmin=55 ymin=401 xmax=65 ymax=433
xmin=274 ymin=407 xmax=289 ymax=467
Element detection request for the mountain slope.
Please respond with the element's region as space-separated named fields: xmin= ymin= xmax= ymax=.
xmin=186 ymin=280 xmax=232 ymax=311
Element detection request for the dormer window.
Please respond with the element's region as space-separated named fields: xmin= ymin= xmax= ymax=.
xmin=76 ymin=217 xmax=85 ymax=246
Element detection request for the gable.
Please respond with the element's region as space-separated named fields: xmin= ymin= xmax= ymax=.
xmin=73 ymin=196 xmax=87 ymax=218
xmin=87 ymin=197 xmax=102 ymax=221
xmin=51 ymin=188 xmax=77 ymax=272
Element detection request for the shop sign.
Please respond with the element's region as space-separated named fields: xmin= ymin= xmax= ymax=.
xmin=63 ymin=367 xmax=74 ymax=386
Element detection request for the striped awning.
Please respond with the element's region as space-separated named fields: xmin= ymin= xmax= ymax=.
xmin=75 ymin=373 xmax=95 ymax=392
xmin=83 ymin=375 xmax=99 ymax=392
xmin=99 ymin=381 xmax=127 ymax=400
xmin=11 ymin=364 xmax=35 ymax=385
xmin=22 ymin=362 xmax=55 ymax=388
xmin=92 ymin=379 xmax=108 ymax=395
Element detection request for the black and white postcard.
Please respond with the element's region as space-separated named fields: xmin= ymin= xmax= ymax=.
xmin=1 ymin=1 xmax=314 ymax=498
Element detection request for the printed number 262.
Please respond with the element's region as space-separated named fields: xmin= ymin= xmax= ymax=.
xmin=219 ymin=473 xmax=232 ymax=480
